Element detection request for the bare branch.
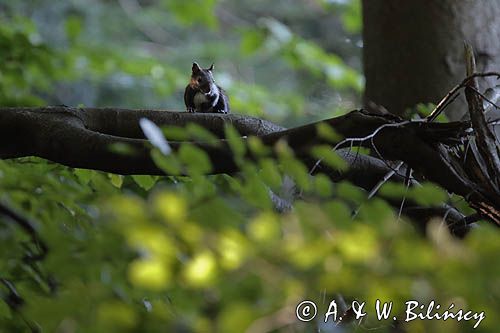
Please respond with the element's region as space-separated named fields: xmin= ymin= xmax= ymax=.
xmin=463 ymin=45 xmax=500 ymax=190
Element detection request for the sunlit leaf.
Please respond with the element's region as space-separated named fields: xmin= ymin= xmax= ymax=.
xmin=154 ymin=191 xmax=187 ymax=224
xmin=131 ymin=175 xmax=158 ymax=191
xmin=128 ymin=257 xmax=172 ymax=290
xmin=183 ymin=251 xmax=217 ymax=288
xmin=109 ymin=173 xmax=123 ymax=188
xmin=247 ymin=212 xmax=280 ymax=242
xmin=74 ymin=168 xmax=94 ymax=185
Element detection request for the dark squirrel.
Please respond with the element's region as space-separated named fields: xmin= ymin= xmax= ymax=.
xmin=184 ymin=62 xmax=230 ymax=114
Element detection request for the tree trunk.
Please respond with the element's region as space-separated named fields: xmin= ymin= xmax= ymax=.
xmin=362 ymin=0 xmax=500 ymax=120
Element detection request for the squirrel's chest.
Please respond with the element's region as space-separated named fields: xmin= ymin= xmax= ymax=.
xmin=193 ymin=92 xmax=210 ymax=109
xmin=193 ymin=91 xmax=219 ymax=112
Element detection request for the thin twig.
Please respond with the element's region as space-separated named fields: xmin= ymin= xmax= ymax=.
xmin=367 ymin=161 xmax=405 ymax=199
xmin=427 ymin=72 xmax=500 ymax=122
xmin=0 ymin=202 xmax=48 ymax=258
xmin=469 ymin=86 xmax=500 ymax=111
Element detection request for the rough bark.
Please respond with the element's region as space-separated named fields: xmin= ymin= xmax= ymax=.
xmin=362 ymin=0 xmax=500 ymax=119
xmin=0 ymin=107 xmax=283 ymax=174
xmin=1 ymin=106 xmax=499 ymax=227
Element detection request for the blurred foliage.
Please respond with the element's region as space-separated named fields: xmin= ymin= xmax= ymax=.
xmin=0 ymin=0 xmax=363 ymax=125
xmin=0 ymin=1 xmax=499 ymax=332
xmin=1 ymin=147 xmax=499 ymax=332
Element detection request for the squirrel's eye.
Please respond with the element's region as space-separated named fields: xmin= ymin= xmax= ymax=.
xmin=197 ymin=78 xmax=202 ymax=83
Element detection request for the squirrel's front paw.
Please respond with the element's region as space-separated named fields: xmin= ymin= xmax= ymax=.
xmin=186 ymin=107 xmax=195 ymax=113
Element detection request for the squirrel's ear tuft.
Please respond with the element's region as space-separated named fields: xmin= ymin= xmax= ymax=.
xmin=192 ymin=62 xmax=201 ymax=73
xmin=208 ymin=63 xmax=214 ymax=71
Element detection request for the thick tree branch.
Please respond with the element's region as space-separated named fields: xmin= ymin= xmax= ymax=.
xmin=1 ymin=106 xmax=499 ymax=226
xmin=73 ymin=106 xmax=285 ymax=138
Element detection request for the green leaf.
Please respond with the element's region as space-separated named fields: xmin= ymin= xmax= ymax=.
xmin=310 ymin=145 xmax=348 ymax=171
xmin=109 ymin=174 xmax=123 ymax=188
xmin=151 ymin=149 xmax=182 ymax=175
xmin=259 ymin=158 xmax=282 ymax=190
xmin=324 ymin=200 xmax=352 ymax=225
xmin=132 ymin=175 xmax=158 ymax=191
xmin=337 ymin=181 xmax=366 ymax=203
xmin=415 ymin=103 xmax=437 ymax=117
xmin=0 ymin=299 xmax=11 ymax=319
xmin=224 ymin=125 xmax=246 ymax=158
xmin=379 ymin=182 xmax=409 ymax=199
xmin=314 ymin=174 xmax=333 ymax=197
xmin=248 ymin=136 xmax=271 ymax=157
xmin=358 ymin=198 xmax=394 ymax=225
xmin=178 ymin=144 xmax=212 ymax=175
xmin=162 ymin=0 xmax=218 ymax=29
xmin=219 ymin=303 xmax=255 ymax=333
xmin=108 ymin=143 xmax=137 ymax=156
xmin=186 ymin=123 xmax=220 ymax=145
xmin=243 ymin=178 xmax=272 ymax=209
xmin=409 ymin=183 xmax=448 ymax=206
xmin=74 ymin=169 xmax=94 ymax=185
xmin=240 ymin=29 xmax=265 ymax=55
xmin=316 ymin=122 xmax=342 ymax=142
xmin=65 ymin=15 xmax=82 ymax=41
xmin=281 ymin=158 xmax=311 ymax=191
xmin=162 ymin=126 xmax=190 ymax=141
xmin=340 ymin=0 xmax=362 ymax=34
